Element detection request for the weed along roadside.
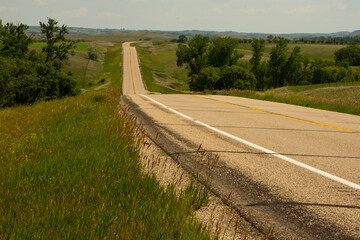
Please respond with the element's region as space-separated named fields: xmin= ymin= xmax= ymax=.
xmin=0 ymin=89 xmax=216 ymax=239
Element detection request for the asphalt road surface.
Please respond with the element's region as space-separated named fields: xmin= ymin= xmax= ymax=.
xmin=121 ymin=42 xmax=360 ymax=239
xmin=122 ymin=42 xmax=147 ymax=95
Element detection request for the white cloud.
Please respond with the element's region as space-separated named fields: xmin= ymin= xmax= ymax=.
xmin=34 ymin=0 xmax=47 ymax=7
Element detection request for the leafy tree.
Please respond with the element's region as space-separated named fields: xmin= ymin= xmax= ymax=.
xmin=208 ymin=37 xmax=242 ymax=68
xmin=0 ymin=22 xmax=32 ymax=58
xmin=40 ymin=18 xmax=75 ymax=63
xmin=268 ymin=37 xmax=288 ymax=88
xmin=267 ymin=35 xmax=274 ymax=43
xmin=220 ymin=65 xmax=256 ymax=90
xmin=310 ymin=58 xmax=334 ymax=84
xmin=177 ymin=34 xmax=188 ymax=43
xmin=176 ymin=35 xmax=210 ymax=76
xmin=0 ymin=19 xmax=79 ymax=108
xmin=317 ymin=66 xmax=348 ymax=84
xmin=250 ymin=39 xmax=265 ymax=69
xmin=191 ymin=67 xmax=220 ymax=91
xmin=283 ymin=46 xmax=303 ymax=85
xmin=250 ymin=39 xmax=266 ymax=90
xmin=334 ymin=44 xmax=360 ymax=66
xmin=88 ymin=46 xmax=98 ymax=61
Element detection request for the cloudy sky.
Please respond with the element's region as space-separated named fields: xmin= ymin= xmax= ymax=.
xmin=0 ymin=0 xmax=359 ymax=33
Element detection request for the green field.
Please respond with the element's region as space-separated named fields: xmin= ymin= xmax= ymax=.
xmin=68 ymin=31 xmax=176 ymax=43
xmin=30 ymin=41 xmax=107 ymax=89
xmin=135 ymin=42 xmax=189 ymax=93
xmin=213 ymin=82 xmax=360 ymax=115
xmin=30 ymin=41 xmax=90 ymax=52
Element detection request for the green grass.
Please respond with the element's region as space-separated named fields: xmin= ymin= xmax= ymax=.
xmin=68 ymin=31 xmax=176 ymax=43
xmin=0 ymin=88 xmax=211 ymax=239
xmin=102 ymin=43 xmax=122 ymax=88
xmin=213 ymin=85 xmax=360 ymax=115
xmin=30 ymin=42 xmax=90 ymax=52
xmin=135 ymin=42 xmax=189 ymax=93
xmin=286 ymin=81 xmax=360 ymax=93
xmin=63 ymin=51 xmax=103 ymax=88
xmin=30 ymin=41 xmax=107 ymax=89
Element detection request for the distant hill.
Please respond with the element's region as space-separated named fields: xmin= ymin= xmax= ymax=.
xmin=349 ymin=30 xmax=360 ymax=37
xmin=27 ymin=26 xmax=128 ymax=36
xmin=26 ymin=26 xmax=360 ymax=39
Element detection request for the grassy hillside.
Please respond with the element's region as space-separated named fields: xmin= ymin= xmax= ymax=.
xmin=30 ymin=42 xmax=90 ymax=52
xmin=0 ymin=88 xmax=211 ymax=239
xmin=30 ymin=41 xmax=110 ymax=89
xmin=213 ymin=82 xmax=360 ymax=115
xmin=135 ymin=42 xmax=189 ymax=93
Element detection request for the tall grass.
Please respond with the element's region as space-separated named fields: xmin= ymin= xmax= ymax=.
xmin=103 ymin=44 xmax=123 ymax=88
xmin=0 ymin=89 xmax=210 ymax=239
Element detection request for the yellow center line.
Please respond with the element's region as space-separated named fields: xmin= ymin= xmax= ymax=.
xmin=194 ymin=95 xmax=359 ymax=135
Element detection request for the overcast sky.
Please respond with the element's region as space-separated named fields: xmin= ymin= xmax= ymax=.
xmin=0 ymin=0 xmax=359 ymax=33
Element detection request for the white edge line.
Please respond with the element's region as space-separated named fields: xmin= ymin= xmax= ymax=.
xmin=141 ymin=94 xmax=360 ymax=191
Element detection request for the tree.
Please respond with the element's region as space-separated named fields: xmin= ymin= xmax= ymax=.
xmin=176 ymin=35 xmax=210 ymax=76
xmin=40 ymin=18 xmax=75 ymax=63
xmin=334 ymin=44 xmax=360 ymax=66
xmin=267 ymin=35 xmax=274 ymax=43
xmin=177 ymin=34 xmax=188 ymax=43
xmin=268 ymin=37 xmax=288 ymax=88
xmin=208 ymin=37 xmax=242 ymax=68
xmin=283 ymin=46 xmax=302 ymax=85
xmin=88 ymin=46 xmax=98 ymax=61
xmin=250 ymin=39 xmax=266 ymax=90
xmin=220 ymin=65 xmax=256 ymax=90
xmin=191 ymin=67 xmax=221 ymax=91
xmin=250 ymin=39 xmax=265 ymax=69
xmin=0 ymin=22 xmax=32 ymax=58
xmin=0 ymin=19 xmax=79 ymax=108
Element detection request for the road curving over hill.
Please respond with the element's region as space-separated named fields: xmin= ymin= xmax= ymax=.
xmin=121 ymin=42 xmax=360 ymax=240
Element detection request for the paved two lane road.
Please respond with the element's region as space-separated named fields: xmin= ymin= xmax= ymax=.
xmin=122 ymin=42 xmax=147 ymax=95
xmin=121 ymin=42 xmax=360 ymax=239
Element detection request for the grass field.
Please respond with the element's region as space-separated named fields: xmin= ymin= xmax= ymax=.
xmin=68 ymin=31 xmax=176 ymax=43
xmin=213 ymin=82 xmax=360 ymax=115
xmin=30 ymin=42 xmax=90 ymax=52
xmin=135 ymin=42 xmax=189 ymax=93
xmin=0 ymin=88 xmax=211 ymax=239
xmin=102 ymin=43 xmax=122 ymax=88
xmin=30 ymin=41 xmax=106 ymax=89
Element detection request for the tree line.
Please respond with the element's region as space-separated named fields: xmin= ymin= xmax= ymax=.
xmin=0 ymin=18 xmax=80 ymax=108
xmin=239 ymin=35 xmax=360 ymax=45
xmin=176 ymin=35 xmax=360 ymax=91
